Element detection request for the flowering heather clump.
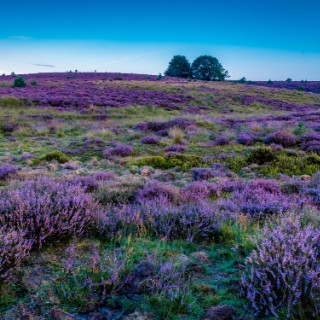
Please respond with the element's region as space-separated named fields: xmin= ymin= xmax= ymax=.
xmin=101 ymin=202 xmax=224 ymax=242
xmin=242 ymin=215 xmax=320 ymax=319
xmin=181 ymin=181 xmax=220 ymax=203
xmin=192 ymin=167 xmax=215 ymax=180
xmin=221 ymin=181 xmax=303 ymax=216
xmin=20 ymin=153 xmax=35 ymax=160
xmin=164 ymin=144 xmax=186 ymax=153
xmin=49 ymin=244 xmax=131 ymax=312
xmin=140 ymin=135 xmax=160 ymax=144
xmin=265 ymin=130 xmax=297 ymax=147
xmin=0 ymin=178 xmax=99 ymax=248
xmin=0 ymin=165 xmax=17 ymax=180
xmin=136 ymin=180 xmax=180 ymax=204
xmin=236 ymin=132 xmax=254 ymax=145
xmin=93 ymin=170 xmax=116 ymax=181
xmin=0 ymin=228 xmax=33 ymax=281
xmin=103 ymin=143 xmax=133 ymax=158
xmin=214 ymin=135 xmax=229 ymax=146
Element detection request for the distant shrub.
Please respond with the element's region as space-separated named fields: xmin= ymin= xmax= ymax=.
xmin=41 ymin=150 xmax=70 ymax=163
xmin=30 ymin=80 xmax=37 ymax=86
xmin=140 ymin=136 xmax=160 ymax=145
xmin=265 ymin=130 xmax=297 ymax=147
xmin=236 ymin=132 xmax=254 ymax=145
xmin=103 ymin=143 xmax=133 ymax=158
xmin=247 ymin=146 xmax=277 ymax=164
xmin=242 ymin=215 xmax=320 ymax=319
xmin=164 ymin=144 xmax=186 ymax=153
xmin=13 ymin=77 xmax=26 ymax=87
xmin=293 ymin=122 xmax=306 ymax=135
xmin=214 ymin=135 xmax=229 ymax=146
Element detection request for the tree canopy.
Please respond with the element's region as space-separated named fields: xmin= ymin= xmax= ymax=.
xmin=164 ymin=55 xmax=191 ymax=78
xmin=191 ymin=55 xmax=229 ymax=81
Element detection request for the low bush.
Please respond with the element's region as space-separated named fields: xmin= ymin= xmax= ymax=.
xmin=13 ymin=77 xmax=26 ymax=88
xmin=131 ymin=153 xmax=204 ymax=171
xmin=242 ymin=215 xmax=320 ymax=319
xmin=265 ymin=130 xmax=297 ymax=147
xmin=40 ymin=150 xmax=70 ymax=163
xmin=246 ymin=146 xmax=277 ymax=165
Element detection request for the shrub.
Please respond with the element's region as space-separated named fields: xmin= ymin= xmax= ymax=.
xmin=41 ymin=150 xmax=70 ymax=163
xmin=192 ymin=167 xmax=214 ymax=180
xmin=265 ymin=130 xmax=297 ymax=147
xmin=140 ymin=136 xmax=159 ymax=145
xmin=95 ymin=180 xmax=144 ymax=205
xmin=13 ymin=77 xmax=26 ymax=88
xmin=101 ymin=202 xmax=224 ymax=242
xmin=181 ymin=181 xmax=220 ymax=203
xmin=164 ymin=144 xmax=186 ymax=153
xmin=214 ymin=135 xmax=229 ymax=146
xmin=247 ymin=146 xmax=277 ymax=164
xmin=131 ymin=154 xmax=204 ymax=171
xmin=48 ymin=244 xmax=130 ymax=312
xmin=30 ymin=80 xmax=37 ymax=86
xmin=242 ymin=215 xmax=320 ymax=319
xmin=0 ymin=228 xmax=33 ymax=281
xmin=136 ymin=181 xmax=180 ymax=204
xmin=236 ymin=132 xmax=254 ymax=145
xmin=0 ymin=178 xmax=99 ymax=248
xmin=103 ymin=143 xmax=133 ymax=158
xmin=0 ymin=165 xmax=17 ymax=180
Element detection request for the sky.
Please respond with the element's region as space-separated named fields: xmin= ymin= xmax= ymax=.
xmin=0 ymin=0 xmax=320 ymax=80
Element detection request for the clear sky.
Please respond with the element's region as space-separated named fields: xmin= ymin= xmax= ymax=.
xmin=1 ymin=0 xmax=319 ymax=80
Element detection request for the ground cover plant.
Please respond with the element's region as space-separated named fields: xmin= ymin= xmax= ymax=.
xmin=1 ymin=72 xmax=320 ymax=319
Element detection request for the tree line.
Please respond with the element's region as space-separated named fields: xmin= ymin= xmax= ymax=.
xmin=164 ymin=55 xmax=229 ymax=81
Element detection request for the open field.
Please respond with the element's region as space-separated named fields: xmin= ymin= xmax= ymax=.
xmin=1 ymin=73 xmax=320 ymax=320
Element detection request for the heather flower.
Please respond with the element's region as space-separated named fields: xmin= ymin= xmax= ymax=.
xmin=214 ymin=135 xmax=229 ymax=146
xmin=20 ymin=153 xmax=35 ymax=160
xmin=140 ymin=136 xmax=160 ymax=144
xmin=164 ymin=144 xmax=186 ymax=153
xmin=181 ymin=181 xmax=220 ymax=203
xmin=136 ymin=180 xmax=180 ymax=204
xmin=192 ymin=167 xmax=214 ymax=181
xmin=242 ymin=215 xmax=320 ymax=318
xmin=265 ymin=130 xmax=297 ymax=147
xmin=0 ymin=165 xmax=17 ymax=180
xmin=103 ymin=143 xmax=133 ymax=158
xmin=236 ymin=132 xmax=254 ymax=145
xmin=0 ymin=228 xmax=33 ymax=281
xmin=0 ymin=177 xmax=99 ymax=248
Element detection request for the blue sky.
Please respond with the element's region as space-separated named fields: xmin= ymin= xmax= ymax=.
xmin=1 ymin=0 xmax=319 ymax=80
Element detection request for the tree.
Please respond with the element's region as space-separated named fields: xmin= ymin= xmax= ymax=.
xmin=13 ymin=77 xmax=26 ymax=87
xmin=191 ymin=55 xmax=229 ymax=81
xmin=164 ymin=55 xmax=191 ymax=78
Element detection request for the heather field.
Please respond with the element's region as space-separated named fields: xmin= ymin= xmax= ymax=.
xmin=1 ymin=73 xmax=320 ymax=320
